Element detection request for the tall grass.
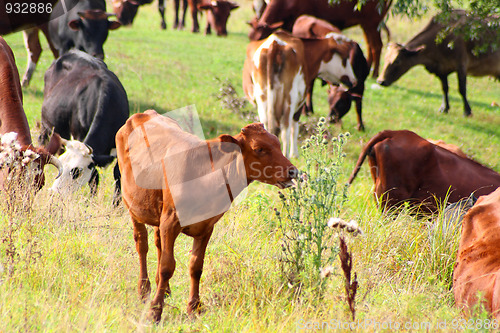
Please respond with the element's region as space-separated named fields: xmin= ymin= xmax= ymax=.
xmin=0 ymin=0 xmax=498 ymax=330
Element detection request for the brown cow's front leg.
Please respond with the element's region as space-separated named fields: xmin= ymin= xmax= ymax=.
xmin=362 ymin=24 xmax=383 ymax=78
xmin=187 ymin=227 xmax=214 ymax=315
xmin=132 ymin=220 xmax=151 ymax=301
xmin=148 ymin=214 xmax=180 ymax=323
xmin=188 ymin=0 xmax=200 ymax=32
xmin=21 ymin=28 xmax=42 ymax=87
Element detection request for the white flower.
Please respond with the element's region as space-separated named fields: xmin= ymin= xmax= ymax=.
xmin=327 ymin=217 xmax=344 ymax=228
xmin=1 ymin=132 xmax=18 ymax=146
xmin=320 ymin=266 xmax=334 ymax=279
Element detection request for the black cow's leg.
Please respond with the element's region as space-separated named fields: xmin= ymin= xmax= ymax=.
xmin=89 ymin=168 xmax=99 ymax=196
xmin=159 ymin=0 xmax=166 ymax=29
xmin=438 ymin=75 xmax=450 ymax=114
xmin=205 ymin=22 xmax=211 ymax=35
xmin=355 ymin=97 xmax=364 ymax=131
xmin=457 ymin=69 xmax=471 ymax=117
xmin=188 ymin=0 xmax=199 ymax=33
xmin=181 ymin=0 xmax=188 ymax=29
xmin=173 ymin=0 xmax=180 ymax=28
xmin=112 ymin=163 xmax=122 ymax=207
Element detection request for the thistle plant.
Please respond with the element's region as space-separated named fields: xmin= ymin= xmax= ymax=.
xmin=275 ymin=118 xmax=353 ymax=295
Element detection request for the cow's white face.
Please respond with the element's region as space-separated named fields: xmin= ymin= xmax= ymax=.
xmin=50 ymin=141 xmax=95 ymax=194
xmin=318 ymin=40 xmax=357 ymax=88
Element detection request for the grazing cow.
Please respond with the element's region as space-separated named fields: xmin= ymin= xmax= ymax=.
xmin=242 ymin=30 xmax=356 ymax=158
xmin=198 ymin=0 xmax=239 ymax=36
xmin=111 ymin=0 xmax=167 ymax=29
xmin=348 ymin=130 xmax=500 ymax=213
xmin=453 ymin=188 xmax=500 ymax=319
xmin=247 ymin=0 xmax=392 ymax=77
xmin=116 ymin=110 xmax=297 ymax=322
xmin=0 ymin=36 xmax=61 ymax=190
xmin=377 ymin=10 xmax=500 ymax=116
xmin=39 ymin=50 xmax=129 ymax=205
xmin=49 ymin=0 xmax=121 ymax=59
xmin=292 ymin=15 xmax=369 ymax=131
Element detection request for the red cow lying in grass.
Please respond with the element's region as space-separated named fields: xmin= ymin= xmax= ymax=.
xmin=454 ymin=187 xmax=500 ymax=318
xmin=348 ymin=130 xmax=500 ymax=213
xmin=116 ymin=110 xmax=297 ymax=322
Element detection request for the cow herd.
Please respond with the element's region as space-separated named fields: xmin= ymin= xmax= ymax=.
xmin=1 ymin=0 xmax=500 ymax=324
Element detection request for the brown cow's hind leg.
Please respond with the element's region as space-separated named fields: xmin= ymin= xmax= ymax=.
xmin=133 ymin=220 xmax=151 ymax=301
xmin=148 ymin=214 xmax=180 ymax=323
xmin=187 ymin=227 xmax=214 ymax=315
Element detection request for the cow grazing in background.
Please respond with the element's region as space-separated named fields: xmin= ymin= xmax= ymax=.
xmin=348 ymin=130 xmax=500 ymax=213
xmin=243 ymin=30 xmax=356 ymax=158
xmin=198 ymin=0 xmax=239 ymax=36
xmin=248 ymin=0 xmax=392 ymax=77
xmin=112 ymin=0 xmax=167 ymax=29
xmin=292 ymin=15 xmax=370 ymax=131
xmin=377 ymin=10 xmax=500 ymax=117
xmin=49 ymin=0 xmax=121 ymax=59
xmin=0 ymin=0 xmax=61 ymax=87
xmin=39 ymin=50 xmax=129 ymax=206
xmin=116 ymin=110 xmax=298 ymax=322
xmin=454 ymin=188 xmax=500 ymax=319
xmin=0 ymin=36 xmax=62 ymax=191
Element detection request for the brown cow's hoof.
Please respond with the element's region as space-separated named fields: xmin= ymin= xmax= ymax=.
xmin=147 ymin=306 xmax=163 ymax=323
xmin=161 ymin=22 xmax=167 ymax=30
xmin=138 ymin=279 xmax=151 ymax=302
xmin=187 ymin=300 xmax=204 ymax=316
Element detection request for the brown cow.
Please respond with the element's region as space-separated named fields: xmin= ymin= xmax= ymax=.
xmin=198 ymin=0 xmax=239 ymax=36
xmin=453 ymin=187 xmax=500 ymax=319
xmin=112 ymin=0 xmax=166 ymax=29
xmin=377 ymin=10 xmax=500 ymax=117
xmin=292 ymin=15 xmax=370 ymax=131
xmin=116 ymin=110 xmax=297 ymax=322
xmin=247 ymin=0 xmax=392 ymax=77
xmin=0 ymin=37 xmax=62 ymax=190
xmin=348 ymin=130 xmax=500 ymax=213
xmin=242 ymin=30 xmax=356 ymax=158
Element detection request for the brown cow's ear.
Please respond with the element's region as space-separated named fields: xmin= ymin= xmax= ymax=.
xmin=268 ymin=21 xmax=283 ymax=30
xmin=218 ymin=134 xmax=240 ymax=153
xmin=68 ymin=19 xmax=81 ymax=30
xmin=229 ymin=2 xmax=239 ymax=10
xmin=108 ymin=21 xmax=122 ymax=30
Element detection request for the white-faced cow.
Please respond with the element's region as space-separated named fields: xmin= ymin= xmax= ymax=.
xmin=348 ymin=130 xmax=500 ymax=213
xmin=377 ymin=10 xmax=500 ymax=116
xmin=39 ymin=50 xmax=129 ymax=206
xmin=292 ymin=15 xmax=370 ymax=131
xmin=247 ymin=0 xmax=392 ymax=78
xmin=0 ymin=36 xmax=62 ymax=191
xmin=116 ymin=110 xmax=297 ymax=322
xmin=243 ymin=30 xmax=356 ymax=158
xmin=198 ymin=0 xmax=239 ymax=36
xmin=49 ymin=0 xmax=121 ymax=59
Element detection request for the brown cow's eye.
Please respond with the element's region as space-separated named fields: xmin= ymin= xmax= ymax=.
xmin=254 ymin=148 xmax=264 ymax=154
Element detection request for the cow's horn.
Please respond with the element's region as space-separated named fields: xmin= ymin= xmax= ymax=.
xmin=49 ymin=155 xmax=63 ymax=179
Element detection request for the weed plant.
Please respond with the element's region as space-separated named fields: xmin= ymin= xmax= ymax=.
xmin=275 ymin=118 xmax=352 ymax=296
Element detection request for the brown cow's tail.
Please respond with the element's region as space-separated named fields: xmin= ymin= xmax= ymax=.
xmin=348 ymin=130 xmax=393 ymax=184
xmin=266 ymin=39 xmax=284 ymax=136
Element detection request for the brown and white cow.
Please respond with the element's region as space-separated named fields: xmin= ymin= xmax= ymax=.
xmin=377 ymin=10 xmax=500 ymax=117
xmin=348 ymin=130 xmax=500 ymax=213
xmin=247 ymin=0 xmax=392 ymax=77
xmin=116 ymin=110 xmax=297 ymax=322
xmin=0 ymin=36 xmax=62 ymax=191
xmin=454 ymin=187 xmax=500 ymax=319
xmin=242 ymin=30 xmax=356 ymax=158
xmin=292 ymin=15 xmax=370 ymax=131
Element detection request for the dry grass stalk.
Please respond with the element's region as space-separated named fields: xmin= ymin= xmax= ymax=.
xmin=339 ymin=235 xmax=358 ymax=320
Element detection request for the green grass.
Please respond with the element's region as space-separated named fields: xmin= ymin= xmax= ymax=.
xmin=1 ymin=0 xmax=499 ymax=331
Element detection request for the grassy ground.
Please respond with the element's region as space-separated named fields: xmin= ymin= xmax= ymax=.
xmin=1 ymin=0 xmax=499 ymax=331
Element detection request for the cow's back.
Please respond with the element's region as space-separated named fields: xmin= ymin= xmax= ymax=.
xmin=454 ymin=187 xmax=500 ymax=318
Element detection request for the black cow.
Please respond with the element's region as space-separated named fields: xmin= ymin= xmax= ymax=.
xmin=39 ymin=50 xmax=129 ymax=206
xmin=49 ymin=0 xmax=121 ymax=59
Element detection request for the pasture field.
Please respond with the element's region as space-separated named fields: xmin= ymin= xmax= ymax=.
xmin=1 ymin=0 xmax=500 ymax=331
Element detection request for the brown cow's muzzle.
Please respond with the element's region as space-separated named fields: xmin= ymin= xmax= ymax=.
xmin=277 ymin=166 xmax=298 ymax=189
